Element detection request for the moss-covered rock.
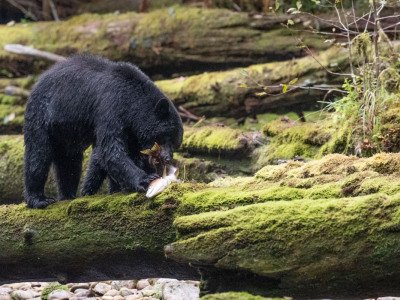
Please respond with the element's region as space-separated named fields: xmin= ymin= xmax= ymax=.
xmin=0 ymin=7 xmax=328 ymax=78
xmin=181 ymin=126 xmax=254 ymax=157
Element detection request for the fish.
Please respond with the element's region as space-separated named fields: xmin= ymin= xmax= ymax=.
xmin=146 ymin=165 xmax=179 ymax=198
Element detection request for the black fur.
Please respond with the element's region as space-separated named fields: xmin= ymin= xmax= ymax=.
xmin=24 ymin=54 xmax=183 ymax=209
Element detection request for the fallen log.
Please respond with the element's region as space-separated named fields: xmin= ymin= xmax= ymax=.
xmin=2 ymin=153 xmax=400 ymax=296
xmin=0 ymin=128 xmax=257 ymax=203
xmin=156 ymin=47 xmax=348 ymax=117
xmin=0 ymin=48 xmax=347 ymax=134
xmin=0 ymin=7 xmax=329 ymax=78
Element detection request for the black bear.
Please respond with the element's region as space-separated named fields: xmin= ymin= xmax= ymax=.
xmin=24 ymin=54 xmax=183 ymax=209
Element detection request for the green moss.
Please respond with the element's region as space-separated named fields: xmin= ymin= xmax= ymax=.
xmin=156 ymin=47 xmax=345 ymax=117
xmin=41 ymin=284 xmax=68 ymax=300
xmin=201 ymin=292 xmax=272 ymax=300
xmin=168 ymin=193 xmax=400 ymax=294
xmin=181 ymin=126 xmax=251 ymax=157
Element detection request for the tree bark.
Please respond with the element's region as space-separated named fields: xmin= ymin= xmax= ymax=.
xmin=0 ymin=7 xmax=329 ymax=78
xmin=156 ymin=47 xmax=348 ymax=118
xmin=1 ymin=153 xmax=400 ymax=297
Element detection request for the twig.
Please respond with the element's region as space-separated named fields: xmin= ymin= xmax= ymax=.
xmin=297 ymin=41 xmax=353 ymax=77
xmin=4 ymin=44 xmax=66 ymax=62
xmin=49 ymin=0 xmax=60 ymax=21
xmin=178 ymin=106 xmax=204 ymax=122
xmin=5 ymin=0 xmax=38 ymax=21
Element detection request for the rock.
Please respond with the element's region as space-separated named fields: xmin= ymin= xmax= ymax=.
xmin=119 ymin=288 xmax=140 ymax=297
xmin=103 ymin=289 xmax=119 ymax=297
xmin=10 ymin=290 xmax=39 ymax=300
xmin=93 ymin=283 xmax=111 ymax=295
xmin=0 ymin=294 xmax=12 ymax=300
xmin=125 ymin=295 xmax=143 ymax=300
xmin=114 ymin=296 xmax=124 ymax=300
xmin=70 ymin=283 xmax=90 ymax=292
xmin=154 ymin=279 xmax=178 ymax=285
xmin=47 ymin=289 xmax=74 ymax=300
xmin=101 ymin=296 xmax=113 ymax=300
xmin=110 ymin=281 xmax=135 ymax=290
xmin=136 ymin=279 xmax=150 ymax=290
xmin=377 ymin=298 xmax=400 ymax=300
xmin=141 ymin=286 xmax=156 ymax=297
xmin=0 ymin=287 xmax=12 ymax=295
xmin=162 ymin=281 xmax=200 ymax=300
xmin=74 ymin=289 xmax=91 ymax=297
xmin=7 ymin=283 xmax=31 ymax=290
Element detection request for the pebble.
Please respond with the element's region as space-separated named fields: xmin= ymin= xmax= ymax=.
xmin=0 ymin=295 xmax=12 ymax=300
xmin=48 ymin=289 xmax=74 ymax=300
xmin=162 ymin=281 xmax=200 ymax=300
xmin=93 ymin=283 xmax=111 ymax=295
xmin=74 ymin=288 xmax=91 ymax=297
xmin=111 ymin=281 xmax=135 ymax=290
xmin=136 ymin=279 xmax=150 ymax=290
xmin=10 ymin=290 xmax=39 ymax=300
xmin=0 ymin=287 xmax=12 ymax=295
xmin=70 ymin=283 xmax=90 ymax=292
xmin=125 ymin=295 xmax=142 ymax=300
xmin=104 ymin=289 xmax=119 ymax=297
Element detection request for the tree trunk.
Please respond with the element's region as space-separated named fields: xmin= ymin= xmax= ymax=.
xmin=0 ymin=7 xmax=329 ymax=78
xmin=156 ymin=47 xmax=348 ymax=118
xmin=1 ymin=153 xmax=400 ymax=297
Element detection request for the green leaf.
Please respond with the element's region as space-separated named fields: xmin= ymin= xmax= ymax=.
xmin=287 ymin=19 xmax=294 ymax=26
xmin=282 ymin=84 xmax=289 ymax=93
xmin=289 ymin=78 xmax=298 ymax=85
xmin=296 ymin=0 xmax=302 ymax=10
xmin=238 ymin=83 xmax=248 ymax=88
xmin=275 ymin=0 xmax=281 ymax=10
xmin=255 ymin=91 xmax=267 ymax=97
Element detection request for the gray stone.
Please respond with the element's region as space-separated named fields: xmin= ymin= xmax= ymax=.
xmin=10 ymin=290 xmax=38 ymax=300
xmin=162 ymin=281 xmax=200 ymax=300
xmin=110 ymin=281 xmax=135 ymax=290
xmin=0 ymin=287 xmax=12 ymax=295
xmin=103 ymin=289 xmax=119 ymax=297
xmin=141 ymin=286 xmax=156 ymax=297
xmin=0 ymin=294 xmax=12 ymax=300
xmin=101 ymin=296 xmax=113 ymax=300
xmin=74 ymin=289 xmax=91 ymax=297
xmin=48 ymin=289 xmax=74 ymax=300
xmin=377 ymin=298 xmax=400 ymax=300
xmin=93 ymin=283 xmax=111 ymax=296
xmin=125 ymin=295 xmax=142 ymax=300
xmin=119 ymin=288 xmax=140 ymax=297
xmin=70 ymin=283 xmax=90 ymax=292
xmin=114 ymin=296 xmax=124 ymax=300
xmin=154 ymin=279 xmax=178 ymax=285
xmin=136 ymin=279 xmax=150 ymax=290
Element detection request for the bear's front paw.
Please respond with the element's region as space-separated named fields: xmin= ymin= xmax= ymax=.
xmin=26 ymin=197 xmax=57 ymax=209
xmin=137 ymin=173 xmax=160 ymax=192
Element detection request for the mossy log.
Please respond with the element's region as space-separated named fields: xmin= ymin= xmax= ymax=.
xmin=156 ymin=47 xmax=348 ymax=117
xmin=2 ymin=153 xmax=400 ymax=296
xmin=0 ymin=127 xmax=256 ymax=203
xmin=0 ymin=47 xmax=346 ymax=134
xmin=0 ymin=7 xmax=328 ymax=78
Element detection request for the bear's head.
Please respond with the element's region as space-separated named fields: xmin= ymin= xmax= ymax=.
xmin=133 ymin=81 xmax=183 ymax=164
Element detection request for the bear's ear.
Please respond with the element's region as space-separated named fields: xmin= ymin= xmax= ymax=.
xmin=155 ymin=98 xmax=170 ymax=118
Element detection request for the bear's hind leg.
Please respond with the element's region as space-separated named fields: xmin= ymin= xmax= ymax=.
xmin=54 ymin=151 xmax=83 ymax=200
xmin=108 ymin=177 xmax=121 ymax=194
xmin=24 ymin=131 xmax=56 ymax=209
